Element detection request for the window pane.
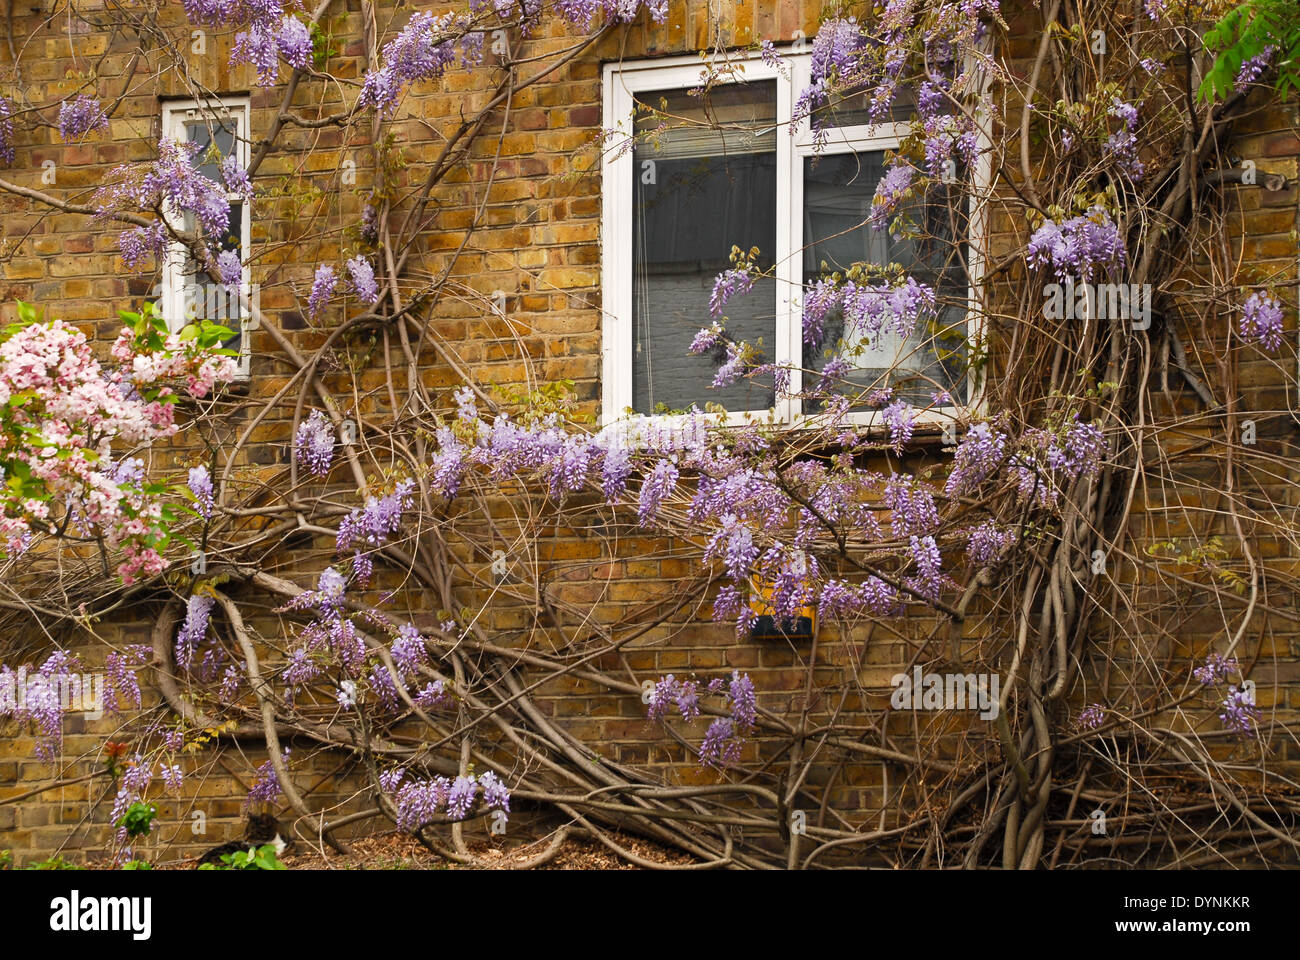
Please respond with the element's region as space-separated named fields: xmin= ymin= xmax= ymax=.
xmin=185 ymin=118 xmax=237 ymax=183
xmin=631 ymin=82 xmax=777 ymax=415
xmin=802 ymin=151 xmax=968 ymax=408
xmin=181 ymin=202 xmax=243 ymax=354
xmin=807 ymin=83 xmax=915 ymax=129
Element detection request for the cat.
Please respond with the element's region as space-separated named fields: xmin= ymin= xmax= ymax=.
xmin=195 ymin=813 xmax=293 ymax=867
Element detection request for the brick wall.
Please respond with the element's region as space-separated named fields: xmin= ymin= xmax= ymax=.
xmin=0 ymin=0 xmax=1298 ymax=866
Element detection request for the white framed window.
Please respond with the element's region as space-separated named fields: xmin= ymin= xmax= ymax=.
xmin=159 ymin=96 xmax=253 ymax=379
xmin=600 ymin=51 xmax=989 ymax=432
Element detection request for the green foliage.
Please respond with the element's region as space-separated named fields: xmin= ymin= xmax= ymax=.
xmin=120 ymin=859 xmax=153 ymax=870
xmin=0 ymin=849 xmax=10 ymax=870
xmin=309 ymin=17 xmax=342 ymax=68
xmin=1145 ymin=536 xmax=1248 ymax=593
xmin=197 ymin=843 xmax=287 ymax=870
xmin=24 ymin=854 xmax=82 ymax=870
xmin=1200 ymin=0 xmax=1300 ymax=101
xmin=115 ymin=800 xmax=158 ymax=839
xmin=493 ymin=378 xmax=590 ymax=425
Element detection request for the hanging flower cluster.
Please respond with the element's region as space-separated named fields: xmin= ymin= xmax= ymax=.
xmin=647 ymin=671 xmax=758 ymax=769
xmin=386 ymin=768 xmax=512 ymax=829
xmin=182 ymin=0 xmax=313 ymax=85
xmin=94 ymin=138 xmax=253 ymax=273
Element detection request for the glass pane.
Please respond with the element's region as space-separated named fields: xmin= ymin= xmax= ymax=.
xmin=181 ymin=202 xmax=243 ymax=355
xmin=185 ymin=117 xmax=237 ymax=183
xmin=631 ymin=82 xmax=777 ymax=415
xmin=807 ymin=82 xmax=915 ymax=129
xmin=802 ymin=151 xmax=968 ymax=408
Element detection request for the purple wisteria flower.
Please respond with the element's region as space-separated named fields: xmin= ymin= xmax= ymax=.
xmin=760 ymin=39 xmax=783 ymax=69
xmin=967 ymin=519 xmax=1016 ymax=566
xmin=870 ymin=162 xmax=915 ymax=230
xmin=360 ymin=203 xmax=380 ymax=244
xmin=647 ymin=674 xmax=681 ymax=722
xmin=358 ymin=11 xmax=466 ymax=117
xmin=728 ymin=670 xmax=757 ymax=727
xmin=294 ymin=409 xmax=335 ymax=478
xmin=1239 ymin=291 xmax=1283 ymax=352
xmin=1219 ymin=686 xmax=1259 ymax=738
xmin=478 ymin=771 xmax=510 ymax=813
xmin=307 ymin=264 xmax=337 ymax=319
xmin=637 ymin=459 xmax=678 ymax=526
xmin=792 ymin=17 xmax=867 ymax=129
xmin=276 ymin=15 xmax=313 ymax=70
xmin=883 ymin=474 xmax=938 ymax=538
xmin=392 ymin=770 xmax=509 ymax=829
xmin=0 ymin=96 xmax=13 ymax=165
xmin=368 ymin=661 xmax=403 ymax=712
xmin=96 ymin=138 xmax=231 ymax=263
xmin=160 ymin=763 xmax=185 ymax=793
xmin=1106 ymin=130 xmax=1146 ymax=180
xmin=0 ymin=655 xmax=76 ymax=761
xmin=281 ymin=646 xmax=321 ymax=689
xmin=1108 ymin=99 xmax=1138 ymax=132
xmin=699 ymin=717 xmax=742 ymax=768
xmin=921 ymin=113 xmax=978 ymax=178
xmin=945 ymin=422 xmax=1008 ymax=495
xmin=709 ymin=266 xmax=756 ymax=318
xmin=196 ymin=0 xmax=315 ymax=87
xmin=1051 ymin=416 xmax=1106 ymax=479
xmin=379 ymin=767 xmax=406 ymax=794
xmin=109 ymin=757 xmax=154 ymax=847
xmin=336 ymin=479 xmax=415 ymax=552
xmin=175 ymin=595 xmax=215 ymax=670
xmin=215 ymin=248 xmax=242 ymax=288
xmin=711 ymin=344 xmax=746 ymax=388
xmin=880 ymin=399 xmax=915 ymax=449
xmin=119 ymin=222 xmax=167 ymax=269
xmin=220 ymin=155 xmax=254 ymax=198
xmin=1194 ymin=652 xmax=1239 ymax=686
xmin=1235 ymin=46 xmax=1276 ymax=92
xmin=244 ymin=748 xmax=290 ymax=807
xmin=803 ymin=276 xmax=936 ymax=352
xmin=446 ymin=775 xmax=477 ymax=820
xmin=414 ymin=679 xmax=452 ymax=711
xmin=390 ymin=622 xmax=427 ymax=678
xmin=646 ymin=672 xmax=757 ymax=768
xmin=905 ymin=534 xmax=948 ymax=602
xmin=1026 ymin=210 xmax=1127 ymax=283
xmin=188 ymin=465 xmax=215 ymax=517
xmin=395 ymin=776 xmax=448 ymax=830
xmin=346 ymin=255 xmax=380 ymax=304
xmin=1074 ymin=703 xmax=1106 ymax=731
xmin=220 ymin=663 xmax=242 ymax=700
xmin=109 ymin=457 xmax=146 ymax=487
xmin=58 ymin=95 xmax=110 ymax=141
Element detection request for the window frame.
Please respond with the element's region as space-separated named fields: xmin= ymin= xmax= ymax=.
xmin=600 ymin=50 xmax=989 ymax=433
xmin=159 ymin=96 xmax=254 ymax=380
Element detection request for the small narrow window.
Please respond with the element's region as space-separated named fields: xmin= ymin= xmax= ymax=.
xmin=159 ymin=97 xmax=253 ymax=379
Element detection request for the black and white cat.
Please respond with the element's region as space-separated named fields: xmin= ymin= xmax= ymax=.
xmin=195 ymin=814 xmax=293 ymax=867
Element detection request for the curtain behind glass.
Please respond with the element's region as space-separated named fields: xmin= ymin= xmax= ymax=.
xmin=632 ymin=82 xmax=778 ymax=415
